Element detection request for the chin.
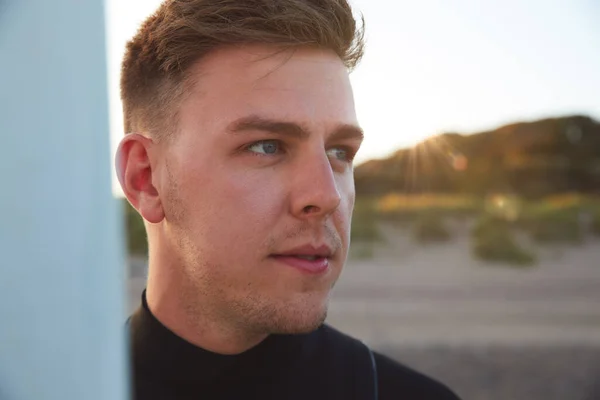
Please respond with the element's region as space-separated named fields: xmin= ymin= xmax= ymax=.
xmin=290 ymin=312 xmax=327 ymax=334
xmin=268 ymin=303 xmax=329 ymax=335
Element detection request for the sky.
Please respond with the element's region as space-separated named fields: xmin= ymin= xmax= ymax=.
xmin=105 ymin=0 xmax=600 ymax=166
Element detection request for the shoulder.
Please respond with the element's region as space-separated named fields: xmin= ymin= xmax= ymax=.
xmin=318 ymin=323 xmax=362 ymax=347
xmin=373 ymin=351 xmax=462 ymax=400
xmin=319 ymin=325 xmax=461 ymax=399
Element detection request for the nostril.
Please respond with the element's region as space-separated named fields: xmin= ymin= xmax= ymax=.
xmin=303 ymin=205 xmax=318 ymax=214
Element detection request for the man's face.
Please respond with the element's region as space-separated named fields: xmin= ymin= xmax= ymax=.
xmin=160 ymin=45 xmax=362 ymax=334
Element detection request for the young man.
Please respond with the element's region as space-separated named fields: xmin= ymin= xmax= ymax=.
xmin=116 ymin=0 xmax=462 ymax=399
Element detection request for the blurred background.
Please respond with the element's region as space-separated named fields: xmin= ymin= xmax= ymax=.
xmin=110 ymin=1 xmax=600 ymax=400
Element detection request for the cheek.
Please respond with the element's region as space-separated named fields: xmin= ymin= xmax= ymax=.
xmin=339 ymin=174 xmax=356 ymax=214
xmin=336 ymin=203 xmax=353 ymax=240
xmin=205 ymin=171 xmax=287 ymax=247
xmin=331 ymin=178 xmax=355 ymax=243
xmin=229 ymin=169 xmax=284 ymax=211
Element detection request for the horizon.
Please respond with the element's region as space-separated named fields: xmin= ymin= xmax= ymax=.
xmin=353 ymin=112 xmax=600 ymax=167
xmin=106 ymin=0 xmax=600 ymax=182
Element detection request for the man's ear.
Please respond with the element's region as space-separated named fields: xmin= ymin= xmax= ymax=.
xmin=115 ymin=133 xmax=165 ymax=224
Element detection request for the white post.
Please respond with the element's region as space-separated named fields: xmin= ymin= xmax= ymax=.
xmin=0 ymin=2 xmax=128 ymax=400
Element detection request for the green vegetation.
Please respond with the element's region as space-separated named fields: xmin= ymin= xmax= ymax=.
xmin=124 ymin=200 xmax=148 ymax=256
xmin=350 ymin=198 xmax=382 ymax=243
xmin=121 ymin=191 xmax=600 ymax=267
xmin=527 ymin=210 xmax=583 ymax=244
xmin=349 ymin=244 xmax=375 ymax=260
xmin=354 ymin=115 xmax=600 ymax=197
xmin=588 ymin=197 xmax=600 ymax=236
xmin=376 ymin=193 xmax=481 ymax=224
xmin=412 ymin=212 xmax=451 ymax=243
xmin=471 ymin=214 xmax=536 ymax=266
xmin=521 ymin=194 xmax=584 ymax=244
xmin=483 ymin=194 xmax=523 ymax=222
xmin=592 ymin=211 xmax=600 ymax=237
xmin=349 ymin=198 xmax=382 ymax=260
xmin=118 ymin=114 xmax=600 ymax=268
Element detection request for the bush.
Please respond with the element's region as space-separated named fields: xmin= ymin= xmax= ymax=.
xmin=123 ymin=200 xmax=148 ymax=256
xmin=527 ymin=209 xmax=583 ymax=244
xmin=471 ymin=214 xmax=536 ymax=266
xmin=351 ymin=198 xmax=381 ymax=243
xmin=471 ymin=214 xmax=507 ymax=237
xmin=377 ymin=193 xmax=481 ymax=223
xmin=484 ymin=194 xmax=523 ymax=222
xmin=412 ymin=212 xmax=451 ymax=243
xmin=591 ymin=211 xmax=600 ymax=237
xmin=349 ymin=243 xmax=375 ymax=260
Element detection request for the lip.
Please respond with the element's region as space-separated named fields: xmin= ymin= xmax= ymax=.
xmin=270 ymin=255 xmax=330 ymax=274
xmin=275 ymin=244 xmax=333 ymax=258
xmin=270 ymin=244 xmax=333 ymax=274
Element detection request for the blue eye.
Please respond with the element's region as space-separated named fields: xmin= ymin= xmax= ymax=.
xmin=247 ymin=140 xmax=280 ymax=155
xmin=327 ymin=147 xmax=354 ymax=162
xmin=246 ymin=141 xmax=356 ymax=163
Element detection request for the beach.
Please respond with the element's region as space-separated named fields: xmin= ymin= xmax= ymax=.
xmin=127 ymin=222 xmax=600 ymax=400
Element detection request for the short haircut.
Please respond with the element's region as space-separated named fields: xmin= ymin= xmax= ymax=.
xmin=120 ymin=0 xmax=365 ymax=139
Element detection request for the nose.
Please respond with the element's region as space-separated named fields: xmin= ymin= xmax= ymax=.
xmin=290 ymin=151 xmax=342 ymax=220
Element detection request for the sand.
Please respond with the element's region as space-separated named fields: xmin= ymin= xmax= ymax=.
xmin=126 ymin=221 xmax=600 ymax=400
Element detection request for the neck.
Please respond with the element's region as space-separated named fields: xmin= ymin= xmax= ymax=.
xmin=145 ymin=252 xmax=268 ymax=355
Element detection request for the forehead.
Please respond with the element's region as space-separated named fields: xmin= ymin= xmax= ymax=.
xmin=179 ymin=45 xmax=358 ymax=131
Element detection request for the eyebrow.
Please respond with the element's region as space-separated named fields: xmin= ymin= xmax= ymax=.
xmin=226 ymin=114 xmax=364 ymax=142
